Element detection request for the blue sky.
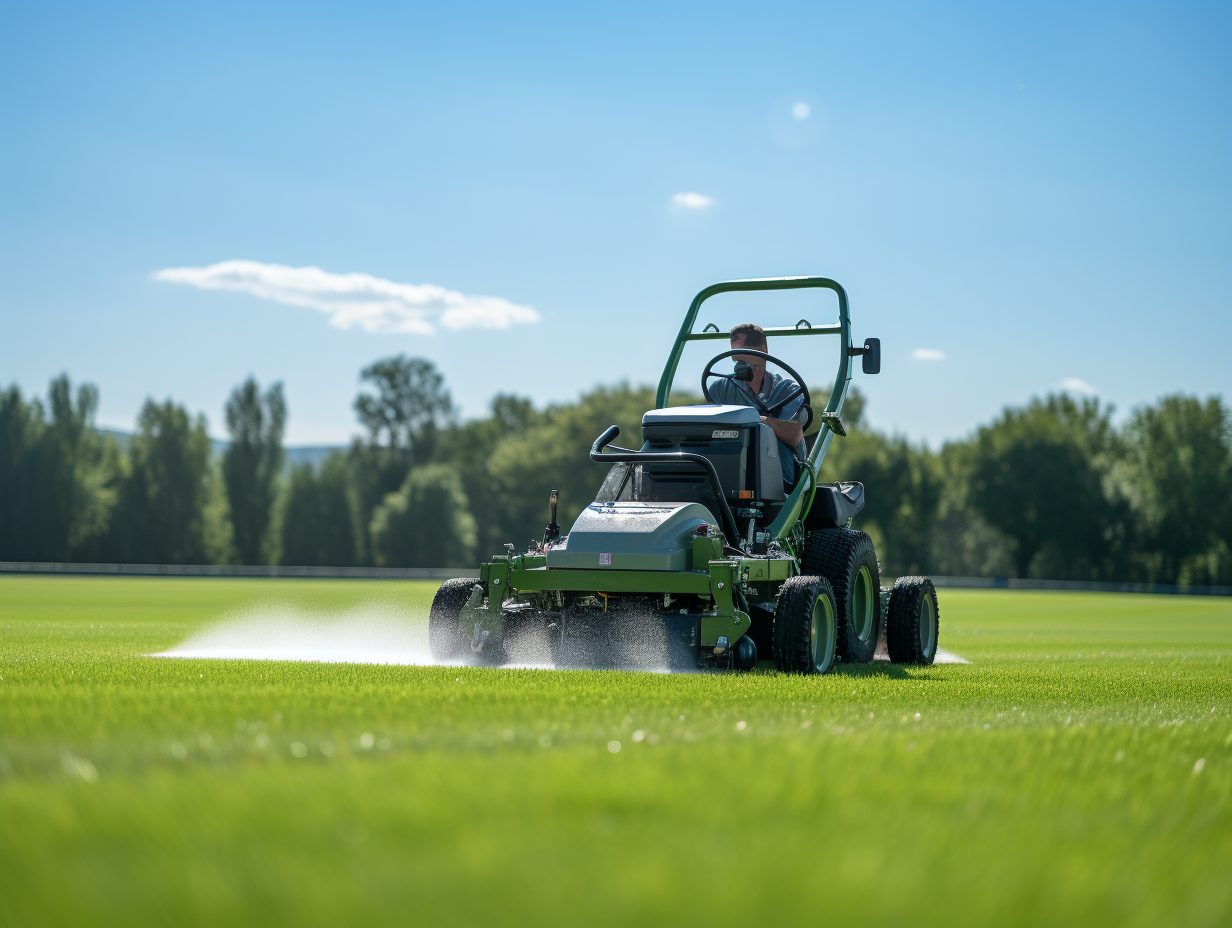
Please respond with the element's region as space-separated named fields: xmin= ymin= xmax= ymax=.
xmin=2 ymin=1 xmax=1229 ymax=446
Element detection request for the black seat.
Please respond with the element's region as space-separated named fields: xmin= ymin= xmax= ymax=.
xmin=640 ymin=405 xmax=784 ymax=503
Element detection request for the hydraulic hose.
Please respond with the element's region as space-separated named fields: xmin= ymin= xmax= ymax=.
xmin=590 ymin=425 xmax=742 ymax=547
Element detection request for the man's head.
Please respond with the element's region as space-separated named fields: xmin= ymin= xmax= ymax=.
xmin=729 ymin=323 xmax=767 ymax=352
xmin=729 ymin=323 xmax=768 ymax=382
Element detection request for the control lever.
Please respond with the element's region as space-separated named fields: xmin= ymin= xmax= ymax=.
xmin=736 ymin=506 xmax=761 ymax=553
xmin=543 ymin=488 xmax=561 ymax=545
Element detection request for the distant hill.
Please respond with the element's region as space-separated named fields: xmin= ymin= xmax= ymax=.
xmin=95 ymin=428 xmax=343 ymax=472
xmin=283 ymin=446 xmax=343 ymax=470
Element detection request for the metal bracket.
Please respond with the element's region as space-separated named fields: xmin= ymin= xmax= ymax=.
xmin=819 ymin=411 xmax=847 ymax=437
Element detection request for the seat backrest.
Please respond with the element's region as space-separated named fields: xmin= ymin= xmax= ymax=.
xmin=639 ymin=405 xmax=784 ymax=503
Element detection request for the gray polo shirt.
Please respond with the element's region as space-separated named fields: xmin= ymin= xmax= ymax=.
xmin=709 ymin=371 xmax=807 ymax=486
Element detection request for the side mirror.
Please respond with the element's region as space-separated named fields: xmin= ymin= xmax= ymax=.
xmin=861 ymin=338 xmax=881 ymax=375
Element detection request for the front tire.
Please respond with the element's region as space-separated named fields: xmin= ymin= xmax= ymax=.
xmin=429 ymin=578 xmax=479 ymax=662
xmin=732 ymin=634 xmax=758 ymax=671
xmin=802 ymin=529 xmax=881 ymax=664
xmin=772 ymin=575 xmax=838 ymax=675
xmin=886 ymin=576 xmax=940 ymax=665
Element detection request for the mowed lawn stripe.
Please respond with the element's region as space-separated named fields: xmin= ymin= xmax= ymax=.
xmin=1 ymin=577 xmax=1229 ymax=927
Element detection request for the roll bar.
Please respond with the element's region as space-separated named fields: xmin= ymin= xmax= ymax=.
xmin=653 ymin=276 xmax=855 ymax=542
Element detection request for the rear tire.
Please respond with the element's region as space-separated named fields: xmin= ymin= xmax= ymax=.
xmin=429 ymin=578 xmax=479 ymax=662
xmin=886 ymin=576 xmax=939 ymax=665
xmin=772 ymin=575 xmax=838 ymax=675
xmin=802 ymin=529 xmax=881 ymax=664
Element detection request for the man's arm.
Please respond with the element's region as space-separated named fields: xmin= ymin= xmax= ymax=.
xmin=761 ymin=415 xmax=804 ymax=449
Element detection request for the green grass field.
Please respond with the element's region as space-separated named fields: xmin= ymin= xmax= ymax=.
xmin=1 ymin=576 xmax=1229 ymax=927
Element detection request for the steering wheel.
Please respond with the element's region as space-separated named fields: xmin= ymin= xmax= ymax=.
xmin=701 ymin=348 xmax=813 ymax=431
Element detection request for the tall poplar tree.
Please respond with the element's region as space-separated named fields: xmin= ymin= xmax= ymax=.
xmin=223 ymin=377 xmax=286 ymax=564
xmin=107 ymin=399 xmax=212 ymax=564
xmin=0 ymin=376 xmax=118 ymax=561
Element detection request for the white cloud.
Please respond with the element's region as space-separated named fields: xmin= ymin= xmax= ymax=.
xmin=153 ymin=260 xmax=540 ymax=335
xmin=1060 ymin=376 xmax=1098 ymax=395
xmin=791 ymin=101 xmax=811 ymax=120
xmin=912 ymin=348 xmax=945 ymax=361
xmin=672 ymin=192 xmax=714 ymax=209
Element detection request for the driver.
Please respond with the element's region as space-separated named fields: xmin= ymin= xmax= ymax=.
xmin=707 ymin=323 xmax=807 ymax=487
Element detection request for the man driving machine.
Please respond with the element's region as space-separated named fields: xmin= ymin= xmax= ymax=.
xmin=706 ymin=323 xmax=807 ymax=486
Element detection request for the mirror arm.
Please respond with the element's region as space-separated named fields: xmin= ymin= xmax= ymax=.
xmin=847 ymin=338 xmax=881 ymax=375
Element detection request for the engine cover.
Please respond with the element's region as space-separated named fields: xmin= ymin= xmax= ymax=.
xmin=546 ymin=501 xmax=714 ymax=571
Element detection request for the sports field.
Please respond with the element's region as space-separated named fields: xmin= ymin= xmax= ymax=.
xmin=1 ymin=576 xmax=1229 ymax=927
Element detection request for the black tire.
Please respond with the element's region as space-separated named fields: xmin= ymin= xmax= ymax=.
xmin=772 ymin=575 xmax=838 ymax=675
xmin=886 ymin=576 xmax=939 ymax=665
xmin=745 ymin=605 xmax=775 ymax=665
xmin=802 ymin=528 xmax=881 ymax=664
xmin=732 ymin=634 xmax=757 ymax=671
xmin=429 ymin=577 xmax=479 ymax=662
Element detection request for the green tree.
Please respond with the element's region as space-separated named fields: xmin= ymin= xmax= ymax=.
xmin=351 ymin=356 xmax=455 ymax=558
xmin=925 ymin=442 xmax=1016 ymax=578
xmin=223 ymin=377 xmax=286 ymax=564
xmin=820 ymin=427 xmax=942 ymax=577
xmin=968 ymin=394 xmax=1123 ymax=579
xmin=278 ymin=453 xmax=363 ymax=567
xmin=106 ymin=399 xmax=212 ymax=564
xmin=354 ymin=355 xmax=452 ymax=462
xmin=369 ymin=464 xmax=476 ymax=567
xmin=436 ymin=393 xmax=543 ymax=559
xmin=0 ymin=386 xmax=39 ymax=559
xmin=808 ymin=385 xmax=866 ymax=433
xmin=275 ymin=453 xmax=359 ymax=569
xmin=203 ymin=458 xmax=237 ymax=565
xmin=0 ymin=376 xmax=118 ymax=561
xmin=1112 ymin=394 xmax=1232 ymax=585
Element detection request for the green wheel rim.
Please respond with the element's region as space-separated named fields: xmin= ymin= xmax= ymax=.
xmin=811 ymin=593 xmax=836 ymax=671
xmin=852 ymin=566 xmax=875 ymax=641
xmin=919 ymin=593 xmax=936 ymax=656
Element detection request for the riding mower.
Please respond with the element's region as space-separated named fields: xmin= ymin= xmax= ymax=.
xmin=430 ymin=276 xmax=941 ymax=673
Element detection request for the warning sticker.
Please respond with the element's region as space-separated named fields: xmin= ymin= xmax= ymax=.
xmin=598 ymin=553 xmax=612 ymax=566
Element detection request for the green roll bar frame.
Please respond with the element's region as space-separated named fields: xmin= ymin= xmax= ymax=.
xmin=653 ymin=276 xmax=854 ymax=544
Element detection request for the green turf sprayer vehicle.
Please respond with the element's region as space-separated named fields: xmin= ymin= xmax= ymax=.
xmin=430 ymin=276 xmax=941 ymax=673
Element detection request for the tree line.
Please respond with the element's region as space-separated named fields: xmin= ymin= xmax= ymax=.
xmin=2 ymin=357 xmax=1229 ymax=585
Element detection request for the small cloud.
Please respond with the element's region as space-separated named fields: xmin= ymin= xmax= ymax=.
xmin=672 ymin=192 xmax=714 ymax=209
xmin=1060 ymin=377 xmax=1097 ymax=396
xmin=912 ymin=348 xmax=945 ymax=361
xmin=791 ymin=101 xmax=811 ymax=120
xmin=154 ymin=260 xmax=540 ymax=335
